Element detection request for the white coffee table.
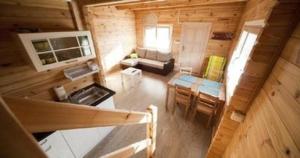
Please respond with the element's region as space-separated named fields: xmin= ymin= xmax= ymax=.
xmin=121 ymin=67 xmax=142 ymax=88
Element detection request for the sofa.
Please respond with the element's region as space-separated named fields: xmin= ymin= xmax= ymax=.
xmin=121 ymin=48 xmax=175 ymax=75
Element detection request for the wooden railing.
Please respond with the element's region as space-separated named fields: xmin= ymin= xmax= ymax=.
xmin=0 ymin=96 xmax=157 ymax=158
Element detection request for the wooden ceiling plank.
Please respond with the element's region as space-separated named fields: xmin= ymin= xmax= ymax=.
xmin=115 ymin=0 xmax=247 ymax=10
xmin=0 ymin=0 xmax=69 ymax=10
xmin=83 ymin=0 xmax=166 ymax=7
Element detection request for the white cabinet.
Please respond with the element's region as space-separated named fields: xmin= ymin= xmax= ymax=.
xmin=18 ymin=31 xmax=96 ymax=72
xmin=39 ymin=97 xmax=115 ymax=158
xmin=61 ymin=97 xmax=115 ymax=158
xmin=96 ymin=96 xmax=115 ymax=109
xmin=61 ymin=127 xmax=104 ymax=158
xmin=95 ymin=97 xmax=115 ymax=141
xmin=39 ymin=131 xmax=75 ymax=158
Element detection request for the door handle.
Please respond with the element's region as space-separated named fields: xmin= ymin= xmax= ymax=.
xmin=45 ymin=145 xmax=52 ymax=152
xmin=40 ymin=139 xmax=48 ymax=146
xmin=182 ymin=45 xmax=185 ymax=51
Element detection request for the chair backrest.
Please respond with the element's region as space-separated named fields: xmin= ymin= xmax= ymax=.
xmin=179 ymin=67 xmax=193 ymax=75
xmin=196 ymin=92 xmax=219 ymax=109
xmin=175 ymin=85 xmax=192 ymax=104
xmin=203 ymin=56 xmax=226 ymax=82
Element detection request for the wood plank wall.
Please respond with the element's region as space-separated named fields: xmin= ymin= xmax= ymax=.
xmin=134 ymin=3 xmax=245 ymax=74
xmin=0 ymin=3 xmax=95 ymax=100
xmin=207 ymin=0 xmax=300 ymax=157
xmin=223 ymin=23 xmax=300 ymax=158
xmin=88 ymin=6 xmax=136 ymax=73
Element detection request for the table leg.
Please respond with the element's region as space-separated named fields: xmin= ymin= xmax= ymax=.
xmin=130 ymin=75 xmax=134 ymax=88
xmin=134 ymin=75 xmax=137 ymax=87
xmin=165 ymin=85 xmax=170 ymax=112
xmin=139 ymin=71 xmax=142 ymax=83
xmin=121 ymin=73 xmax=125 ymax=88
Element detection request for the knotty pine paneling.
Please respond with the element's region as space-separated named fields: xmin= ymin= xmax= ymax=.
xmin=88 ymin=6 xmax=136 ymax=73
xmin=134 ymin=3 xmax=244 ymax=74
xmin=0 ymin=3 xmax=95 ymax=100
xmin=207 ymin=0 xmax=300 ymax=157
xmin=223 ymin=24 xmax=300 ymax=157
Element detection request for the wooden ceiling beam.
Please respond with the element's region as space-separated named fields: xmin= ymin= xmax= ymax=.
xmin=82 ymin=0 xmax=166 ymax=7
xmin=0 ymin=0 xmax=69 ymax=10
xmin=115 ymin=0 xmax=247 ymax=10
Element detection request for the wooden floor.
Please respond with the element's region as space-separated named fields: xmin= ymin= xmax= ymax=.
xmin=85 ymin=70 xmax=212 ymax=158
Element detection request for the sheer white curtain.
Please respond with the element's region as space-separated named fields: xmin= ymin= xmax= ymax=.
xmin=143 ymin=25 xmax=172 ymax=52
xmin=144 ymin=26 xmax=156 ymax=49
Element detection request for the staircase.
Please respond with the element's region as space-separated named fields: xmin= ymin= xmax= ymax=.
xmin=0 ymin=96 xmax=157 ymax=158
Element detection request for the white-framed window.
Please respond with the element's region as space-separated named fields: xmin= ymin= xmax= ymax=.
xmin=227 ymin=30 xmax=258 ymax=99
xmin=143 ymin=25 xmax=172 ymax=52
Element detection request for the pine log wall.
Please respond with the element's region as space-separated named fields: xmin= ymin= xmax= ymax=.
xmin=134 ymin=3 xmax=245 ymax=74
xmin=87 ymin=6 xmax=136 ymax=73
xmin=0 ymin=2 xmax=96 ymax=100
xmin=223 ymin=23 xmax=300 ymax=158
xmin=207 ymin=0 xmax=300 ymax=157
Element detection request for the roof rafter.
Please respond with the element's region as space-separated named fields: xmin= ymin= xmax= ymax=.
xmin=115 ymin=0 xmax=247 ymax=10
xmin=82 ymin=0 xmax=166 ymax=7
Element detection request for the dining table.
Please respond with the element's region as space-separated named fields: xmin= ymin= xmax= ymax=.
xmin=165 ymin=72 xmax=225 ymax=111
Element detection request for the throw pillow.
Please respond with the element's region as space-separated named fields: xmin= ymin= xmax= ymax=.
xmin=157 ymin=51 xmax=172 ymax=62
xmin=136 ymin=48 xmax=146 ymax=58
xmin=130 ymin=53 xmax=138 ymax=59
xmin=145 ymin=49 xmax=157 ymax=60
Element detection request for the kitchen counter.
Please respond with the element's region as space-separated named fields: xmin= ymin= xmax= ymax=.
xmin=33 ymin=83 xmax=115 ymax=141
xmin=33 ymin=84 xmax=116 ymax=158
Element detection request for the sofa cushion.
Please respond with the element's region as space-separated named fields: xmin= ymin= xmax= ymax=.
xmin=138 ymin=58 xmax=164 ymax=69
xmin=157 ymin=52 xmax=172 ymax=62
xmin=136 ymin=48 xmax=146 ymax=58
xmin=121 ymin=58 xmax=139 ymax=67
xmin=145 ymin=49 xmax=157 ymax=60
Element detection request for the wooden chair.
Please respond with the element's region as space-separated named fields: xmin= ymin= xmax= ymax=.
xmin=192 ymin=92 xmax=219 ymax=128
xmin=179 ymin=66 xmax=193 ymax=75
xmin=173 ymin=85 xmax=193 ymax=118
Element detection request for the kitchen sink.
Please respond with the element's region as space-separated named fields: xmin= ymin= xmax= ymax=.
xmin=33 ymin=83 xmax=115 ymax=141
xmin=69 ymin=83 xmax=115 ymax=106
xmin=33 ymin=84 xmax=114 ymax=141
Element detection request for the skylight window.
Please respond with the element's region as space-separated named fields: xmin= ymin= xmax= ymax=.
xmin=227 ymin=30 xmax=258 ymax=99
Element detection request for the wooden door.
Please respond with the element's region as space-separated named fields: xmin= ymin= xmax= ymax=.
xmin=179 ymin=22 xmax=211 ymax=75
